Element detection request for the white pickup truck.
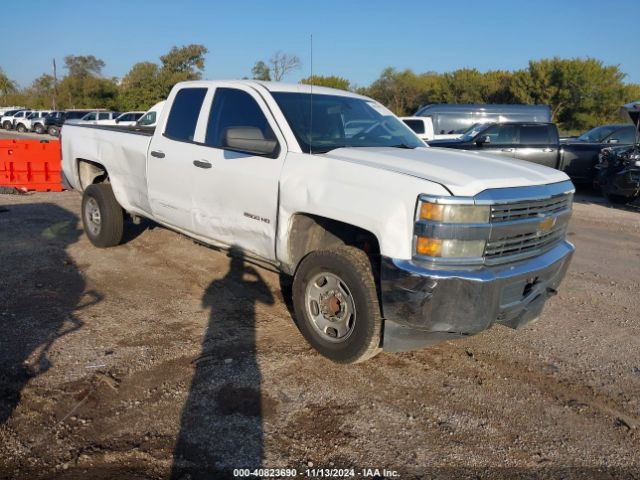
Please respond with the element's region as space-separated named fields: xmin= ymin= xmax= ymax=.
xmin=61 ymin=80 xmax=575 ymax=363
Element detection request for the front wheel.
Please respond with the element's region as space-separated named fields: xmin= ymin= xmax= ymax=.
xmin=16 ymin=124 xmax=26 ymax=133
xmin=292 ymin=246 xmax=382 ymax=364
xmin=34 ymin=124 xmax=45 ymax=134
xmin=81 ymin=183 xmax=124 ymax=247
xmin=48 ymin=126 xmax=59 ymax=136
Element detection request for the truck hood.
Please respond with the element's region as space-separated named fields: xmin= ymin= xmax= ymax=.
xmin=322 ymin=147 xmax=569 ymax=196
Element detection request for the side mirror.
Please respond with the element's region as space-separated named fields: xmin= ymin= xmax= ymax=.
xmin=608 ymin=138 xmax=619 ymax=144
xmin=476 ymin=135 xmax=491 ymax=145
xmin=223 ymin=127 xmax=278 ymax=156
xmin=114 ymin=118 xmax=120 ymax=124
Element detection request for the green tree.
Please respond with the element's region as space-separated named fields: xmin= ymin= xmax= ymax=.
xmin=64 ymin=55 xmax=105 ymax=78
xmin=116 ymin=45 xmax=208 ymax=111
xmin=158 ymin=44 xmax=208 ymax=95
xmin=364 ymin=68 xmax=429 ymax=116
xmin=0 ymin=68 xmax=18 ymax=102
xmin=25 ymin=74 xmax=56 ymax=109
xmin=300 ymin=75 xmax=351 ymax=90
xmin=118 ymin=62 xmax=162 ymax=111
xmin=251 ymin=61 xmax=271 ymax=81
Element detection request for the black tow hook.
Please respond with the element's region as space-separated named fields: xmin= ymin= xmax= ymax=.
xmin=546 ymin=287 xmax=558 ymax=297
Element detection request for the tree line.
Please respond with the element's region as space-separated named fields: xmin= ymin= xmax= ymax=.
xmin=1 ymin=46 xmax=638 ymax=132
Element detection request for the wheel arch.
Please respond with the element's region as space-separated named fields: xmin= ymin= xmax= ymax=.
xmin=283 ymin=212 xmax=381 ymax=276
xmin=77 ymin=158 xmax=109 ymax=190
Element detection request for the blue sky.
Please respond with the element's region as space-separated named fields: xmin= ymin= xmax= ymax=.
xmin=2 ymin=0 xmax=639 ymax=88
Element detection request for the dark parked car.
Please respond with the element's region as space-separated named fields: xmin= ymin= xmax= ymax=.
xmin=428 ymin=122 xmax=561 ymax=168
xmin=44 ymin=110 xmax=93 ymax=136
xmin=595 ymin=143 xmax=640 ymax=203
xmin=560 ymin=124 xmax=637 ymax=183
xmin=594 ymin=104 xmax=640 ymax=203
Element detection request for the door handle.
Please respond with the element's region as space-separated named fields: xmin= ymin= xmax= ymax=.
xmin=501 ymin=148 xmax=514 ymax=152
xmin=150 ymin=150 xmax=165 ymax=158
xmin=193 ymin=160 xmax=212 ymax=169
xmin=542 ymin=148 xmax=555 ymax=152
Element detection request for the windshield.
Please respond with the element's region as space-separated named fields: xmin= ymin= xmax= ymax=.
xmin=459 ymin=123 xmax=492 ymax=141
xmin=577 ymin=126 xmax=617 ymax=143
xmin=272 ymin=92 xmax=424 ymax=153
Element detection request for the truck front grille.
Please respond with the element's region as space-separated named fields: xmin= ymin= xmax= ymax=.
xmin=484 ymin=192 xmax=573 ymax=264
xmin=490 ymin=194 xmax=572 ymax=222
xmin=485 ymin=225 xmax=567 ymax=262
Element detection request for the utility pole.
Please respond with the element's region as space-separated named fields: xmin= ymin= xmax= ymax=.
xmin=52 ymin=58 xmax=58 ymax=110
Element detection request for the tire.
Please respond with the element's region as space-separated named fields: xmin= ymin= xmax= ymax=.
xmin=81 ymin=183 xmax=124 ymax=248
xmin=16 ymin=124 xmax=26 ymax=133
xmin=3 ymin=121 xmax=12 ymax=130
xmin=48 ymin=126 xmax=59 ymax=137
xmin=34 ymin=124 xmax=44 ymax=134
xmin=292 ymin=246 xmax=382 ymax=363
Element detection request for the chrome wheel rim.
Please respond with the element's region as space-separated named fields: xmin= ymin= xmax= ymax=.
xmin=305 ymin=272 xmax=356 ymax=343
xmin=84 ymin=197 xmax=101 ymax=236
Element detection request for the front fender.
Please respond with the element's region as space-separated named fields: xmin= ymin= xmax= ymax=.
xmin=276 ymin=152 xmax=449 ymax=265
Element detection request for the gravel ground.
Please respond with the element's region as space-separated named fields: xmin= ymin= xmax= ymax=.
xmin=0 ymin=130 xmax=57 ymax=141
xmin=0 ymin=189 xmax=639 ymax=480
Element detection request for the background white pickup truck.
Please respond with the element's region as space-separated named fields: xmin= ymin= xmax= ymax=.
xmin=61 ymin=80 xmax=575 ymax=363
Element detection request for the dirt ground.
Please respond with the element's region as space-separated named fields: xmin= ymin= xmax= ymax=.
xmin=0 ymin=188 xmax=639 ymax=480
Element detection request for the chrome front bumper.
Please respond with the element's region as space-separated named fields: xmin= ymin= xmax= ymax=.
xmin=380 ymin=240 xmax=574 ymax=352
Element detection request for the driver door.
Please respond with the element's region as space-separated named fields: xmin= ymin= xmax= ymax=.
xmin=474 ymin=124 xmax=517 ymax=158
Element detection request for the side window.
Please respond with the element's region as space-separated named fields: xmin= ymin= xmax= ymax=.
xmin=98 ymin=112 xmax=110 ymax=120
xmin=519 ymin=125 xmax=550 ymax=145
xmin=612 ymin=127 xmax=636 ymax=144
xmin=165 ymin=88 xmax=207 ymax=141
xmin=403 ymin=119 xmax=425 ymax=134
xmin=481 ymin=124 xmax=517 ymax=145
xmin=84 ymin=113 xmax=97 ymax=121
xmin=205 ymin=88 xmax=276 ymax=150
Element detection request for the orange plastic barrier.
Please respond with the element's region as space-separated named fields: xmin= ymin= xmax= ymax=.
xmin=0 ymin=139 xmax=63 ymax=192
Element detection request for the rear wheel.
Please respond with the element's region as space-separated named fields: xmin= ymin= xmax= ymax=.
xmin=81 ymin=183 xmax=124 ymax=247
xmin=292 ymin=246 xmax=382 ymax=364
xmin=34 ymin=124 xmax=45 ymax=134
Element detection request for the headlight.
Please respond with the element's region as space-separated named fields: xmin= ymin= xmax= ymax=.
xmin=415 ymin=198 xmax=489 ymax=261
xmin=419 ymin=201 xmax=490 ymax=224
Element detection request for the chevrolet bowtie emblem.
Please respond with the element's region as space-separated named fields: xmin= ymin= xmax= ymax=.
xmin=538 ymin=216 xmax=557 ymax=232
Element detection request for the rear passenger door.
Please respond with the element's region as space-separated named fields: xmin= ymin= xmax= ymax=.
xmin=515 ymin=124 xmax=558 ymax=168
xmin=147 ymin=87 xmax=209 ymax=231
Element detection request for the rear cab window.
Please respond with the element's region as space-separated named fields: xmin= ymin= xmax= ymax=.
xmin=164 ymin=88 xmax=208 ymax=141
xmin=519 ymin=125 xmax=552 ymax=145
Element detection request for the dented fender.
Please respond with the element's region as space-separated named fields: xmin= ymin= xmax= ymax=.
xmin=276 ymin=152 xmax=450 ymax=270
